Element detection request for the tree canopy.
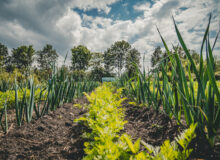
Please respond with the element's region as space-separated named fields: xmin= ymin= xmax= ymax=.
xmin=37 ymin=44 xmax=58 ymax=70
xmin=11 ymin=45 xmax=35 ymax=69
xmin=125 ymin=48 xmax=140 ymax=77
xmin=71 ymin=45 xmax=91 ymax=71
xmin=151 ymin=46 xmax=163 ymax=68
xmin=0 ymin=43 xmax=9 ymax=69
xmin=89 ymin=52 xmax=105 ymax=81
xmin=104 ymin=40 xmax=140 ymax=77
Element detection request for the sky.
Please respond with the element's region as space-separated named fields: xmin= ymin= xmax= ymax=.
xmin=0 ymin=0 xmax=219 ymax=69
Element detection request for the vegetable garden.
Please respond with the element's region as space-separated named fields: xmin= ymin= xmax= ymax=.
xmin=0 ymin=15 xmax=219 ymax=159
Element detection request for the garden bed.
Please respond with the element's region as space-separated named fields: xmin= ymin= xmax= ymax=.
xmin=122 ymin=101 xmax=220 ymax=159
xmin=0 ymin=97 xmax=219 ymax=159
xmin=0 ymin=99 xmax=87 ymax=160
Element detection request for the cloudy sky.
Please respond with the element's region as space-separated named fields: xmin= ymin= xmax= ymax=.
xmin=0 ymin=0 xmax=219 ymax=68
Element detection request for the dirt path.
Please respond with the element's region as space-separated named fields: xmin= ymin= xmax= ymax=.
xmin=0 ymin=102 xmax=87 ymax=160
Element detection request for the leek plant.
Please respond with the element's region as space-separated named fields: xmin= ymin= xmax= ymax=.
xmin=14 ymin=78 xmax=35 ymax=125
xmin=116 ymin=14 xmax=219 ymax=147
xmin=11 ymin=64 xmax=99 ymax=128
xmin=0 ymin=100 xmax=8 ymax=133
xmin=161 ymin=14 xmax=220 ymax=147
xmin=0 ymin=79 xmax=10 ymax=92
xmin=0 ymin=54 xmax=99 ymax=132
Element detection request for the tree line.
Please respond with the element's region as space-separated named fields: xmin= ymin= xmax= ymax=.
xmin=0 ymin=43 xmax=58 ymax=72
xmin=0 ymin=40 xmax=141 ymax=81
xmin=71 ymin=40 xmax=141 ymax=81
xmin=1 ymin=40 xmax=206 ymax=82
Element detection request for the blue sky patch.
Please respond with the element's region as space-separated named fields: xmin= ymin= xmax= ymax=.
xmin=73 ymin=0 xmax=153 ymax=21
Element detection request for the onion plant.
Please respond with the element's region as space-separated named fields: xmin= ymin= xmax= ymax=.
xmin=14 ymin=78 xmax=35 ymax=125
xmin=0 ymin=100 xmax=8 ymax=133
xmin=11 ymin=64 xmax=99 ymax=128
xmin=116 ymin=14 xmax=219 ymax=147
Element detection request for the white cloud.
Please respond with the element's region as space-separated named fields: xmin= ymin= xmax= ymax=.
xmin=71 ymin=0 xmax=120 ymax=14
xmin=133 ymin=2 xmax=151 ymax=11
xmin=0 ymin=0 xmax=219 ymax=69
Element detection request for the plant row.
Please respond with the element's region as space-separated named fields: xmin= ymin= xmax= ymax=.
xmin=114 ymin=14 xmax=220 ymax=148
xmin=0 ymin=65 xmax=99 ymax=133
xmin=0 ymin=87 xmax=47 ymax=110
xmin=75 ymin=84 xmax=197 ymax=160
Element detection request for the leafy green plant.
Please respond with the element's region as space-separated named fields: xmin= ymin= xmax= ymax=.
xmin=75 ymin=84 xmax=127 ymax=159
xmin=121 ymin=123 xmax=197 ymax=160
xmin=75 ymin=84 xmax=196 ymax=159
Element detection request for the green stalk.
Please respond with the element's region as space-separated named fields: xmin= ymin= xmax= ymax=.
xmin=0 ymin=100 xmax=8 ymax=133
xmin=26 ymin=78 xmax=35 ymax=122
xmin=15 ymin=79 xmax=21 ymax=126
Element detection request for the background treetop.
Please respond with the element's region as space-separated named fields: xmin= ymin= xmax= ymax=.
xmin=71 ymin=45 xmax=92 ymax=71
xmin=36 ymin=44 xmax=58 ymax=70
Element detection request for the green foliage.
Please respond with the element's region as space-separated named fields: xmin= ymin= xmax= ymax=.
xmin=36 ymin=44 xmax=58 ymax=71
xmin=0 ymin=69 xmax=40 ymax=92
xmin=114 ymin=15 xmax=220 ymax=147
xmin=90 ymin=52 xmax=103 ymax=68
xmin=125 ymin=48 xmax=141 ymax=77
xmin=104 ymin=48 xmax=115 ymax=75
xmin=0 ymin=101 xmax=8 ymax=133
xmin=75 ymin=84 xmax=127 ymax=159
xmin=71 ymin=70 xmax=87 ymax=81
xmin=0 ymin=43 xmax=9 ymax=69
xmin=75 ymin=84 xmax=196 ymax=159
xmin=120 ymin=123 xmax=197 ymax=160
xmin=106 ymin=40 xmax=131 ymax=76
xmin=0 ymin=87 xmax=47 ymax=110
xmin=175 ymin=123 xmax=197 ymax=159
xmin=89 ymin=52 xmax=105 ymax=81
xmin=88 ymin=67 xmax=105 ymax=82
xmin=11 ymin=45 xmax=35 ymax=69
xmin=104 ymin=40 xmax=140 ymax=77
xmin=151 ymin=46 xmax=163 ymax=68
xmin=71 ymin=45 xmax=92 ymax=71
xmin=0 ymin=63 xmax=99 ymax=131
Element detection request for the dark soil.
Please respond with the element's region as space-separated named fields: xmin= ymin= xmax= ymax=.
xmin=122 ymin=103 xmax=185 ymax=146
xmin=0 ymin=97 xmax=88 ymax=160
xmin=122 ymin=101 xmax=220 ymax=159
xmin=0 ymin=96 xmax=219 ymax=160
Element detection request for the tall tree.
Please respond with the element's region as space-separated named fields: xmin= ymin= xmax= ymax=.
xmin=105 ymin=40 xmax=131 ymax=76
xmin=172 ymin=45 xmax=185 ymax=58
xmin=0 ymin=43 xmax=9 ymax=69
xmin=37 ymin=44 xmax=58 ymax=70
xmin=125 ymin=48 xmax=140 ymax=77
xmin=11 ymin=45 xmax=35 ymax=69
xmin=151 ymin=46 xmax=163 ymax=68
xmin=71 ymin=45 xmax=91 ymax=71
xmin=90 ymin=52 xmax=103 ymax=69
xmin=104 ymin=48 xmax=115 ymax=75
xmin=89 ymin=52 xmax=105 ymax=81
xmin=191 ymin=51 xmax=200 ymax=64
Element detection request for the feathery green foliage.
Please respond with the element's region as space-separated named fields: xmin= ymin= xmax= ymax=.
xmin=75 ymin=84 xmax=196 ymax=159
